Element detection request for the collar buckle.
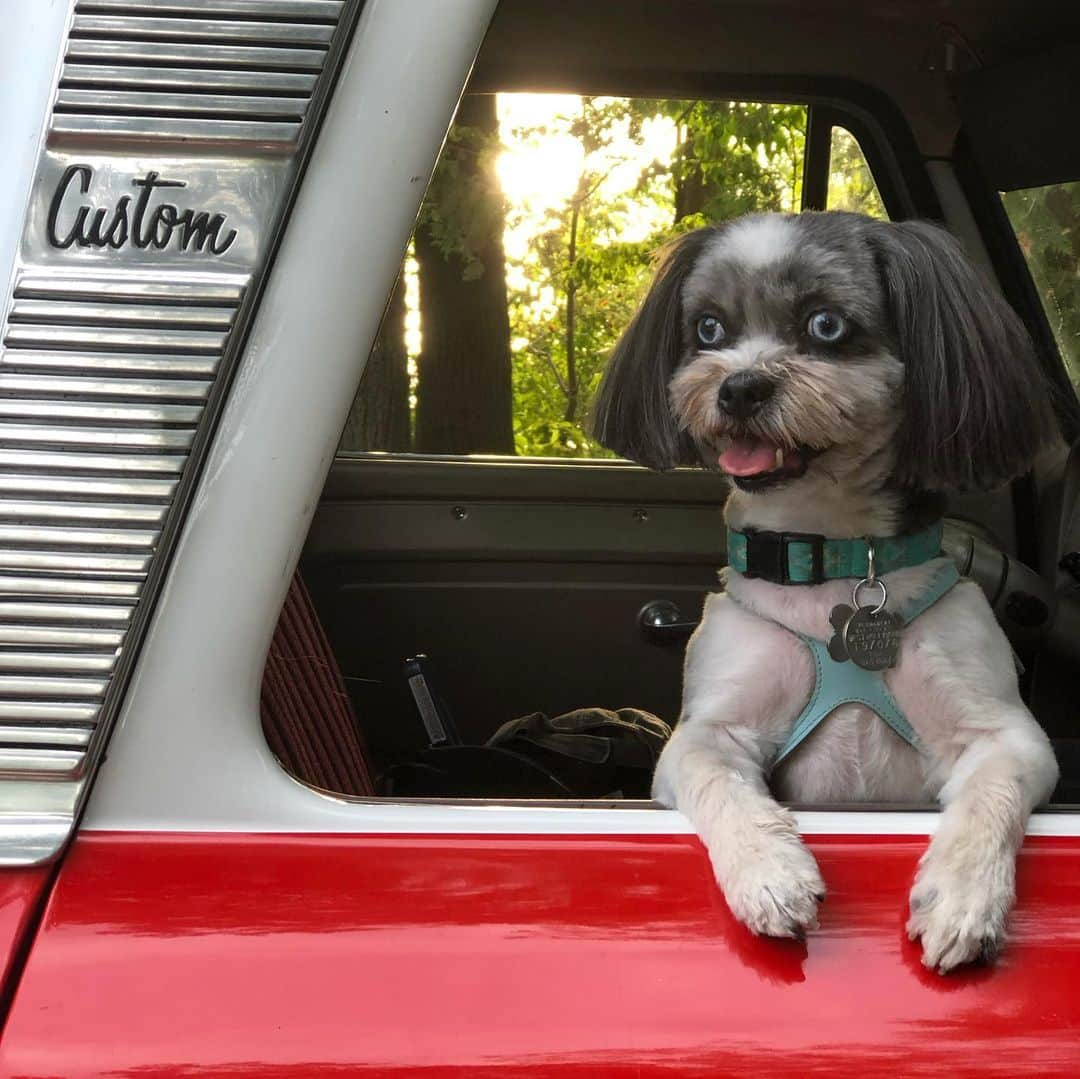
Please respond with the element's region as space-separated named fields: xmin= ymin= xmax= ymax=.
xmin=743 ymin=529 xmax=826 ymax=585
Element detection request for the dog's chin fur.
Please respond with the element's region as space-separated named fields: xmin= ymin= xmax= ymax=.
xmin=723 ymin=458 xmax=903 ymax=538
xmin=591 ymin=210 xmax=1060 ymax=973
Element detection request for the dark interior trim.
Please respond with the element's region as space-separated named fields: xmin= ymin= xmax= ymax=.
xmin=326 ymin=454 xmax=730 ymax=503
xmin=952 ymin=133 xmax=1080 ymax=574
xmin=801 ymin=104 xmax=831 ymax=212
xmin=952 ymin=133 xmax=1080 ymax=445
xmin=956 ymin=43 xmax=1080 ymax=192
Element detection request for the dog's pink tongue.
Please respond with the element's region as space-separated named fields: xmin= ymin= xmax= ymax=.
xmin=719 ymin=436 xmax=779 ymax=477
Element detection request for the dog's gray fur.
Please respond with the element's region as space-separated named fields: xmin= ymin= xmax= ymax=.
xmin=589 ymin=211 xmax=1060 ymax=973
xmin=592 ymin=211 xmax=1054 ymax=493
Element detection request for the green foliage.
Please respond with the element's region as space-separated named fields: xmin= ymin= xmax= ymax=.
xmin=370 ymin=95 xmax=911 ymax=460
xmin=417 ymin=113 xmax=506 ymax=281
xmin=826 ymin=127 xmax=886 ymax=219
xmin=1002 ymin=181 xmax=1080 ymax=390
xmin=505 ymin=96 xmax=808 ymax=458
xmin=653 ymin=98 xmax=806 ymax=219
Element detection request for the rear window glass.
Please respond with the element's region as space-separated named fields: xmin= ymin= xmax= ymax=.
xmin=826 ymin=125 xmax=886 ymax=218
xmin=1001 ymin=181 xmax=1080 ymax=392
xmin=340 ymin=93 xmax=808 ymax=459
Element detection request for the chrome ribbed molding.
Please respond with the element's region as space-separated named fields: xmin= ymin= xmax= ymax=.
xmin=54 ymin=1 xmax=344 ymax=148
xmin=0 ymin=0 xmax=362 ymax=864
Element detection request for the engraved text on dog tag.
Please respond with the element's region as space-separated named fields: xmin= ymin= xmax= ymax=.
xmin=842 ymin=607 xmax=902 ymax=670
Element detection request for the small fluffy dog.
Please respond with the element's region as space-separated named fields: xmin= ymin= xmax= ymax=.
xmin=591 ymin=211 xmax=1059 ymax=973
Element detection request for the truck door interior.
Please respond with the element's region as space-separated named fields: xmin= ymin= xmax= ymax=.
xmin=290 ymin=11 xmax=1080 ymax=804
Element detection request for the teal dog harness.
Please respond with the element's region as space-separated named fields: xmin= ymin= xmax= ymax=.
xmin=774 ymin=560 xmax=960 ymax=766
xmin=724 ymin=523 xmax=960 ymax=768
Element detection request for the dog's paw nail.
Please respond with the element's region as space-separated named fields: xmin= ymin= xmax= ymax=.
xmin=977 ymin=936 xmax=1001 ymax=966
xmin=716 ymin=826 xmax=824 ymax=941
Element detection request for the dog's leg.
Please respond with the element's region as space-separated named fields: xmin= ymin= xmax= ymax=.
xmin=907 ymin=725 xmax=1058 ymax=973
xmin=654 ymin=721 xmax=825 ymax=938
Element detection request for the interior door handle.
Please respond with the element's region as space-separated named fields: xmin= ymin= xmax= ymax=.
xmin=638 ymin=600 xmax=699 ymax=646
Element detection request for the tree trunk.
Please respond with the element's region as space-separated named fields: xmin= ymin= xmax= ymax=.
xmin=413 ymin=94 xmax=514 ymax=455
xmin=674 ymin=116 xmax=723 ymax=224
xmin=563 ymin=200 xmax=580 ymax=425
xmin=339 ymin=271 xmax=410 ymax=452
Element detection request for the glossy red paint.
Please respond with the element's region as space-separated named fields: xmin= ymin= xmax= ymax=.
xmin=3 ymin=830 xmax=1080 ymax=1077
xmin=0 ymin=866 xmax=51 ymax=1018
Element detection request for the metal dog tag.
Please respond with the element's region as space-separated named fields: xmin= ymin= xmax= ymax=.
xmin=842 ymin=607 xmax=902 ymax=670
xmin=842 ymin=574 xmax=901 ymax=670
xmin=825 ymin=539 xmax=903 ymax=669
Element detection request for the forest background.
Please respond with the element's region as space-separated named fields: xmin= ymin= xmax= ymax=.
xmin=341 ymin=93 xmax=1079 ymax=459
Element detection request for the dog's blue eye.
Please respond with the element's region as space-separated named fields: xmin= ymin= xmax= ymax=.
xmin=807 ymin=310 xmax=848 ymax=343
xmin=696 ymin=315 xmax=725 ymax=347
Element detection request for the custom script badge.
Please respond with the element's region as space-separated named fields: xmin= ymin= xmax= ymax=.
xmin=46 ymin=164 xmax=238 ymax=255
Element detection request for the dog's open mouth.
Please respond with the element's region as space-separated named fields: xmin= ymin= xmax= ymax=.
xmin=718 ymin=436 xmax=817 ymax=491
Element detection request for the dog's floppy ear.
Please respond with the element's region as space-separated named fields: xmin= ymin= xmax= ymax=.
xmin=869 ymin=219 xmax=1056 ymax=490
xmin=589 ymin=228 xmax=715 ymax=470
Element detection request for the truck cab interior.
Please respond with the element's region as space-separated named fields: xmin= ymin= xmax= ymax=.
xmin=262 ymin=0 xmax=1080 ymax=806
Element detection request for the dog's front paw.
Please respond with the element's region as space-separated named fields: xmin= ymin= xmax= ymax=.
xmin=906 ymin=842 xmax=1015 ymax=973
xmin=717 ymin=830 xmax=825 ymax=939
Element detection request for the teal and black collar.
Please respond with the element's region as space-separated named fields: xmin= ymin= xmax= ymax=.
xmin=726 ymin=520 xmax=945 ymax=585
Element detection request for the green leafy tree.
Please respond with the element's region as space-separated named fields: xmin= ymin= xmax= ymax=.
xmin=1002 ymin=182 xmax=1080 ymax=390
xmin=343 ymin=94 xmax=817 ymax=459
xmin=506 ymin=98 xmax=674 ymax=456
xmin=659 ymin=98 xmax=806 ymax=222
xmin=413 ymin=93 xmax=515 ymax=454
xmin=826 ymin=126 xmax=886 ymax=218
xmin=507 ymin=97 xmax=807 ymax=457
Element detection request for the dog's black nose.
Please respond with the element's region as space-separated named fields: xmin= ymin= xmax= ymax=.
xmin=718 ymin=371 xmax=775 ymax=418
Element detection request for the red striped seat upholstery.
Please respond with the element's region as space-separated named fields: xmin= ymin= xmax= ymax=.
xmin=260 ymin=574 xmax=375 ymax=797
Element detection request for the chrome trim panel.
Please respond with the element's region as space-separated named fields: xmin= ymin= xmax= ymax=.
xmin=15 ymin=273 xmax=244 ymax=304
xmin=57 ymin=0 xmax=339 ymax=150
xmin=0 ymin=751 xmax=87 ymax=777
xmin=4 ymin=352 xmax=219 ymax=377
xmin=0 ymin=499 xmax=166 ymax=525
xmin=0 ymin=0 xmax=362 ymax=864
xmin=0 ymin=702 xmax=100 ymax=723
xmin=5 ymin=326 xmax=228 ymax=355
xmin=0 ymin=726 xmax=93 ymax=746
xmin=0 ymin=474 xmax=175 ymax=499
xmin=51 ymin=115 xmax=303 ymax=147
xmin=0 ymin=424 xmax=195 ymax=451
xmin=61 ymin=65 xmax=320 ymax=96
xmin=0 ymin=654 xmax=115 ymax=674
xmin=0 ymin=625 xmax=126 ymax=648
xmin=81 ymin=0 xmax=345 ymax=15
xmin=0 ymin=574 xmax=141 ymax=598
xmin=0 ymin=812 xmax=78 ymax=865
xmin=0 ymin=399 xmax=204 ymax=424
xmin=65 ymin=40 xmax=327 ymax=71
xmin=10 ymin=299 xmax=236 ymax=330
xmin=0 ymin=449 xmax=185 ymax=474
xmin=70 ymin=15 xmax=337 ymax=46
xmin=77 ymin=0 xmax=506 ymax=837
xmin=56 ymin=89 xmax=312 ymax=121
xmin=0 ymin=374 xmax=212 ymax=402
xmin=0 ymin=677 xmax=109 ymax=701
